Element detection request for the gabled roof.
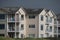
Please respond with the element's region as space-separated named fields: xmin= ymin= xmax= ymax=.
xmin=0 ymin=7 xmax=53 ymax=15
xmin=45 ymin=9 xmax=50 ymax=13
xmin=21 ymin=7 xmax=44 ymax=14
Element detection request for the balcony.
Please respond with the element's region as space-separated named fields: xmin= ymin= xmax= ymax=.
xmin=45 ymin=22 xmax=49 ymax=25
xmin=8 ymin=27 xmax=15 ymax=32
xmin=8 ymin=14 xmax=15 ymax=22
xmin=45 ymin=28 xmax=52 ymax=33
xmin=8 ymin=23 xmax=15 ymax=32
xmin=45 ymin=19 xmax=49 ymax=25
xmin=54 ymin=30 xmax=57 ymax=33
xmin=8 ymin=26 xmax=19 ymax=32
xmin=7 ymin=14 xmax=19 ymax=22
xmin=46 ymin=30 xmax=52 ymax=33
xmin=8 ymin=18 xmax=15 ymax=22
xmin=58 ymin=30 xmax=60 ymax=33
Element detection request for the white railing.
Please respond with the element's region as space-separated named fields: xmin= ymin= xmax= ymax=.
xmin=8 ymin=27 xmax=15 ymax=31
xmin=8 ymin=18 xmax=15 ymax=21
xmin=54 ymin=30 xmax=57 ymax=33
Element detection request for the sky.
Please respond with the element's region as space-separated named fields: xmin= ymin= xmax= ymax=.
xmin=0 ymin=0 xmax=60 ymax=14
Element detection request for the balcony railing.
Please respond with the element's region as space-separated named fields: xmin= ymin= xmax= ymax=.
xmin=8 ymin=18 xmax=15 ymax=22
xmin=46 ymin=19 xmax=51 ymax=25
xmin=54 ymin=21 xmax=57 ymax=24
xmin=58 ymin=30 xmax=60 ymax=33
xmin=8 ymin=18 xmax=19 ymax=22
xmin=45 ymin=29 xmax=52 ymax=33
xmin=45 ymin=22 xmax=49 ymax=25
xmin=8 ymin=27 xmax=15 ymax=31
xmin=54 ymin=30 xmax=57 ymax=33
xmin=8 ymin=27 xmax=20 ymax=32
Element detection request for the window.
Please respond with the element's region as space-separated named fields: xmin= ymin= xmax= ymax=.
xmin=29 ymin=15 xmax=35 ymax=19
xmin=29 ymin=24 xmax=35 ymax=28
xmin=41 ymin=15 xmax=43 ymax=21
xmin=21 ymin=24 xmax=24 ymax=30
xmin=29 ymin=34 xmax=35 ymax=38
xmin=0 ymin=14 xmax=5 ymax=19
xmin=49 ymin=17 xmax=52 ymax=22
xmin=0 ymin=34 xmax=4 ymax=36
xmin=50 ymin=26 xmax=52 ymax=32
xmin=0 ymin=24 xmax=5 ymax=29
xmin=21 ymin=15 xmax=24 ymax=20
xmin=46 ymin=16 xmax=48 ymax=22
xmin=41 ymin=25 xmax=43 ymax=30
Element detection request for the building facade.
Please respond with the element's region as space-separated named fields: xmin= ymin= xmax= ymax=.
xmin=54 ymin=14 xmax=60 ymax=37
xmin=0 ymin=7 xmax=57 ymax=38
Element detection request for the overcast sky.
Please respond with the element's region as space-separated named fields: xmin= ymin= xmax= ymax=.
xmin=0 ymin=0 xmax=60 ymax=14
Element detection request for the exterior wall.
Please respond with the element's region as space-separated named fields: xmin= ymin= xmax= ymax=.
xmin=48 ymin=11 xmax=54 ymax=37
xmin=18 ymin=8 xmax=26 ymax=38
xmin=0 ymin=11 xmax=7 ymax=37
xmin=39 ymin=10 xmax=55 ymax=38
xmin=39 ymin=10 xmax=46 ymax=38
xmin=25 ymin=14 xmax=39 ymax=38
xmin=0 ymin=8 xmax=57 ymax=38
xmin=56 ymin=15 xmax=60 ymax=37
xmin=57 ymin=21 xmax=60 ymax=37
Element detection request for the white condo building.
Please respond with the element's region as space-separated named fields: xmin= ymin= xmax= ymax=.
xmin=0 ymin=7 xmax=58 ymax=38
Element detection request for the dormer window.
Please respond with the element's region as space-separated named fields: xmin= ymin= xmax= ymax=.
xmin=46 ymin=16 xmax=48 ymax=22
xmin=49 ymin=17 xmax=52 ymax=23
xmin=21 ymin=15 xmax=24 ymax=20
xmin=41 ymin=15 xmax=43 ymax=21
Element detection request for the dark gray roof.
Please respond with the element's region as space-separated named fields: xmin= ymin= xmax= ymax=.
xmin=23 ymin=8 xmax=44 ymax=14
xmin=0 ymin=7 xmax=50 ymax=14
xmin=45 ymin=9 xmax=50 ymax=13
xmin=0 ymin=7 xmax=20 ymax=13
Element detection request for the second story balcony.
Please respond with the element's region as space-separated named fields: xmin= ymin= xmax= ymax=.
xmin=7 ymin=14 xmax=15 ymax=22
xmin=45 ymin=29 xmax=52 ymax=33
xmin=8 ymin=17 xmax=15 ymax=22
xmin=45 ymin=26 xmax=52 ymax=33
xmin=7 ymin=14 xmax=19 ymax=22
